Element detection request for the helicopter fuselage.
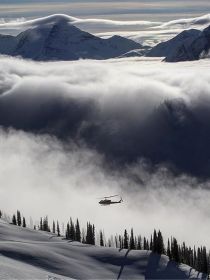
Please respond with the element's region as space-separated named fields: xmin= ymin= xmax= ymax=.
xmin=99 ymin=199 xmax=122 ymax=205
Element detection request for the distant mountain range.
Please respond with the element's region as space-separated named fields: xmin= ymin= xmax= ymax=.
xmin=0 ymin=15 xmax=146 ymax=61
xmin=1 ymin=14 xmax=210 ymax=62
xmin=147 ymin=25 xmax=210 ymax=62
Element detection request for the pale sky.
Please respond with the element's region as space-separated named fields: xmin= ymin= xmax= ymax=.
xmin=0 ymin=0 xmax=210 ymax=21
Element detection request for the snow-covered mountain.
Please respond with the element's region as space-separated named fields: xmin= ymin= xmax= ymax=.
xmin=147 ymin=25 xmax=210 ymax=62
xmin=0 ymin=15 xmax=143 ymax=61
xmin=0 ymin=218 xmax=205 ymax=279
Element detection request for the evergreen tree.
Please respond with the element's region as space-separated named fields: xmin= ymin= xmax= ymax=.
xmin=146 ymin=240 xmax=149 ymax=250
xmin=12 ymin=214 xmax=17 ymax=225
xmin=129 ymin=228 xmax=135 ymax=250
xmin=149 ymin=235 xmax=153 ymax=251
xmin=171 ymin=237 xmax=180 ymax=263
xmin=119 ymin=235 xmax=123 ymax=249
xmin=202 ymin=247 xmax=208 ymax=274
xmin=134 ymin=236 xmax=137 ymax=250
xmin=43 ymin=216 xmax=49 ymax=232
xmin=52 ymin=221 xmax=56 ymax=234
xmin=167 ymin=239 xmax=172 ymax=260
xmin=115 ymin=235 xmax=118 ymax=248
xmin=143 ymin=237 xmax=147 ymax=250
xmin=17 ymin=210 xmax=21 ymax=226
xmin=57 ymin=221 xmax=60 ymax=237
xmin=66 ymin=222 xmax=70 ymax=239
xmin=0 ymin=210 xmax=2 ymax=218
xmin=22 ymin=217 xmax=26 ymax=228
xmin=100 ymin=231 xmax=104 ymax=247
xmin=85 ymin=222 xmax=95 ymax=245
xmin=69 ymin=218 xmax=75 ymax=240
xmin=157 ymin=230 xmax=164 ymax=254
xmin=75 ymin=219 xmax=81 ymax=242
xmin=137 ymin=236 xmax=142 ymax=250
xmin=123 ymin=229 xmax=128 ymax=249
xmin=92 ymin=224 xmax=95 ymax=245
xmin=40 ymin=218 xmax=43 ymax=231
xmin=86 ymin=222 xmax=90 ymax=244
xmin=153 ymin=229 xmax=157 ymax=253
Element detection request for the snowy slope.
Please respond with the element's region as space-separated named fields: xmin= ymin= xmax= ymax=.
xmin=147 ymin=25 xmax=210 ymax=62
xmin=0 ymin=15 xmax=142 ymax=61
xmin=0 ymin=219 xmax=205 ymax=279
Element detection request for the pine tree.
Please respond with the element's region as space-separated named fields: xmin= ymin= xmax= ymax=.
xmin=123 ymin=229 xmax=128 ymax=249
xmin=40 ymin=218 xmax=43 ymax=231
xmin=153 ymin=229 xmax=157 ymax=253
xmin=0 ymin=210 xmax=2 ymax=218
xmin=43 ymin=216 xmax=49 ymax=232
xmin=134 ymin=236 xmax=137 ymax=250
xmin=167 ymin=239 xmax=172 ymax=260
xmin=66 ymin=222 xmax=70 ymax=239
xmin=57 ymin=221 xmax=60 ymax=237
xmin=171 ymin=237 xmax=180 ymax=263
xmin=143 ymin=237 xmax=147 ymax=250
xmin=149 ymin=235 xmax=153 ymax=251
xmin=12 ymin=214 xmax=17 ymax=225
xmin=100 ymin=231 xmax=104 ymax=247
xmin=115 ymin=235 xmax=119 ymax=248
xmin=69 ymin=218 xmax=75 ymax=240
xmin=119 ymin=235 xmax=123 ymax=249
xmin=22 ymin=217 xmax=26 ymax=228
xmin=52 ymin=221 xmax=56 ymax=234
xmin=146 ymin=240 xmax=149 ymax=250
xmin=202 ymin=247 xmax=208 ymax=274
xmin=75 ymin=219 xmax=81 ymax=242
xmin=157 ymin=230 xmax=164 ymax=254
xmin=129 ymin=228 xmax=135 ymax=250
xmin=92 ymin=224 xmax=95 ymax=245
xmin=137 ymin=236 xmax=142 ymax=250
xmin=17 ymin=210 xmax=21 ymax=226
xmin=86 ymin=222 xmax=90 ymax=244
xmin=85 ymin=222 xmax=95 ymax=245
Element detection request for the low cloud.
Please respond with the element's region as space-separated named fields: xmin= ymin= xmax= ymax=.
xmin=0 ymin=127 xmax=210 ymax=247
xmin=0 ymin=14 xmax=160 ymax=33
xmin=157 ymin=13 xmax=210 ymax=29
xmin=0 ymin=56 xmax=210 ymax=246
xmin=0 ymin=56 xmax=210 ymax=176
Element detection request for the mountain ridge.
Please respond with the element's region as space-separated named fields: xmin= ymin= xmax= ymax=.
xmin=0 ymin=15 xmax=144 ymax=61
xmin=147 ymin=25 xmax=210 ymax=62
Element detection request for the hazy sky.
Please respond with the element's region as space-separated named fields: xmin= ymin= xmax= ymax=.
xmin=0 ymin=0 xmax=210 ymax=21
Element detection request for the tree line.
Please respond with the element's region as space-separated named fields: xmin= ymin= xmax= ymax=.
xmin=1 ymin=209 xmax=209 ymax=275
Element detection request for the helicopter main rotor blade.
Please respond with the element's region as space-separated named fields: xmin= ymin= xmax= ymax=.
xmin=97 ymin=194 xmax=119 ymax=199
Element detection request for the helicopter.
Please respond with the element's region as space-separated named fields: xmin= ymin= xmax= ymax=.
xmin=98 ymin=195 xmax=123 ymax=206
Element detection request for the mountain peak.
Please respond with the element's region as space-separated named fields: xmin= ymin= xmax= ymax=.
xmin=0 ymin=16 xmax=143 ymax=61
xmin=147 ymin=24 xmax=210 ymax=62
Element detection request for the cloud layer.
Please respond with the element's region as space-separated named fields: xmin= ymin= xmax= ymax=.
xmin=0 ymin=56 xmax=210 ymax=178
xmin=1 ymin=124 xmax=210 ymax=248
xmin=0 ymin=55 xmax=210 ymax=246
